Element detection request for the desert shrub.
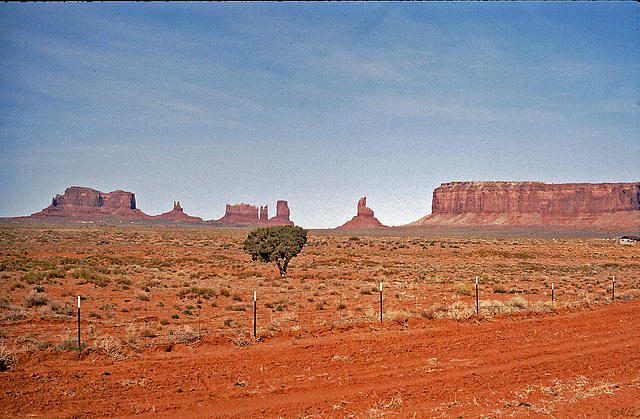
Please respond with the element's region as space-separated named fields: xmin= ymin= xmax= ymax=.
xmin=423 ymin=303 xmax=447 ymax=319
xmin=231 ymin=332 xmax=254 ymax=347
xmin=70 ymin=268 xmax=110 ymax=287
xmin=448 ymin=301 xmax=475 ymax=320
xmin=95 ymin=334 xmax=125 ymax=361
xmin=391 ymin=310 xmax=409 ymax=324
xmin=124 ymin=325 xmax=138 ymax=344
xmin=115 ymin=277 xmax=132 ymax=286
xmin=492 ymin=284 xmax=508 ymax=294
xmin=10 ymin=282 xmax=25 ymax=291
xmin=179 ymin=286 xmax=217 ymax=300
xmin=47 ymin=300 xmax=61 ymax=312
xmin=45 ymin=267 xmax=66 ymax=279
xmin=0 ymin=297 xmax=9 ymax=310
xmin=167 ymin=325 xmax=197 ymax=342
xmin=0 ymin=344 xmax=17 ymax=371
xmin=232 ymin=294 xmax=242 ymax=302
xmin=140 ymin=326 xmax=157 ymax=338
xmin=4 ymin=309 xmax=27 ymax=321
xmin=617 ymin=289 xmax=640 ymax=301
xmin=56 ymin=330 xmax=78 ymax=350
xmin=532 ymin=301 xmax=554 ymax=313
xmin=220 ymin=288 xmax=230 ymax=298
xmin=337 ymin=302 xmax=347 ymax=310
xmin=236 ymin=270 xmax=264 ymax=279
xmin=454 ymin=283 xmax=472 ymax=296
xmin=135 ymin=291 xmax=150 ymax=301
xmin=21 ymin=271 xmax=44 ymax=285
xmin=24 ymin=290 xmax=49 ymax=308
xmin=507 ymin=296 xmax=528 ymax=309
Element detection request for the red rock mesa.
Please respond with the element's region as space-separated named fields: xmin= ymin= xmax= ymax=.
xmin=215 ymin=201 xmax=293 ymax=226
xmin=407 ymin=181 xmax=640 ymax=229
xmin=31 ymin=187 xmax=149 ymax=220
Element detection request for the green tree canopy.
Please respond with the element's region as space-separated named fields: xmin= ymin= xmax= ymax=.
xmin=243 ymin=225 xmax=308 ymax=276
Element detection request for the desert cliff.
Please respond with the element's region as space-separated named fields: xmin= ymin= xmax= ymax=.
xmin=408 ymin=182 xmax=640 ymax=229
xmin=31 ymin=187 xmax=149 ymax=220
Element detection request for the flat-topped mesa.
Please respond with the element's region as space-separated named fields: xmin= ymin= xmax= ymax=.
xmin=154 ymin=201 xmax=203 ymax=222
xmin=337 ymin=197 xmax=387 ymax=229
xmin=31 ymin=186 xmax=149 ymax=219
xmin=217 ymin=203 xmax=260 ymax=225
xmin=432 ymin=181 xmax=640 ymax=214
xmin=266 ymin=200 xmax=293 ymax=226
xmin=405 ymin=181 xmax=640 ymax=229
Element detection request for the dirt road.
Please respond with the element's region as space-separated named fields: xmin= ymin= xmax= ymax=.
xmin=2 ymin=300 xmax=639 ymax=418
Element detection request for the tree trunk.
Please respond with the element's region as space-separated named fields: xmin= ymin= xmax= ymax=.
xmin=276 ymin=261 xmax=285 ymax=276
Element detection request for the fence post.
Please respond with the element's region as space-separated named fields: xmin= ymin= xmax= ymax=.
xmin=612 ymin=276 xmax=615 ymax=302
xmin=552 ymin=283 xmax=554 ymax=303
xmin=253 ymin=291 xmax=257 ymax=338
xmin=77 ymin=296 xmax=81 ymax=350
xmin=475 ymin=277 xmax=479 ymax=315
xmin=379 ymin=282 xmax=383 ymax=323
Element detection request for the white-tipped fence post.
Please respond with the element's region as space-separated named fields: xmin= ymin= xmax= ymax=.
xmin=380 ymin=282 xmax=383 ymax=323
xmin=77 ymin=296 xmax=81 ymax=350
xmin=552 ymin=283 xmax=554 ymax=303
xmin=475 ymin=277 xmax=479 ymax=315
xmin=612 ymin=276 xmax=615 ymax=302
xmin=253 ymin=291 xmax=257 ymax=338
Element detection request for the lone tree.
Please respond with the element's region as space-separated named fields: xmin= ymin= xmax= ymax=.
xmin=243 ymin=225 xmax=308 ymax=276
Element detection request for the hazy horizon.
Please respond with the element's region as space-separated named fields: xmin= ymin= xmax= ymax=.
xmin=2 ymin=2 xmax=638 ymax=228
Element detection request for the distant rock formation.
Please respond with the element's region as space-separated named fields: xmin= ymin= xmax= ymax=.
xmin=337 ymin=197 xmax=387 ymax=229
xmin=406 ymin=182 xmax=640 ymax=229
xmin=215 ymin=201 xmax=294 ymax=226
xmin=31 ymin=187 xmax=149 ymax=220
xmin=154 ymin=201 xmax=203 ymax=223
xmin=217 ymin=203 xmax=260 ymax=225
xmin=266 ymin=201 xmax=294 ymax=226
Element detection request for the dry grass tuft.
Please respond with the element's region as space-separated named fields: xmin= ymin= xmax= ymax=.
xmin=0 ymin=343 xmax=17 ymax=371
xmin=95 ymin=334 xmax=126 ymax=361
xmin=230 ymin=332 xmax=255 ymax=348
xmin=24 ymin=290 xmax=49 ymax=308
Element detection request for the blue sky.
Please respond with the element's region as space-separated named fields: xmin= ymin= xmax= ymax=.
xmin=1 ymin=2 xmax=638 ymax=228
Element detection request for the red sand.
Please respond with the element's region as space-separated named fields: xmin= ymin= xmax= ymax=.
xmin=2 ymin=300 xmax=639 ymax=418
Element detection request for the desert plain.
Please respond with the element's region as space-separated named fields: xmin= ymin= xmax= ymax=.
xmin=1 ymin=223 xmax=639 ymax=418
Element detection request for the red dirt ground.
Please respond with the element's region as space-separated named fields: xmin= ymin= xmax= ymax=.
xmin=2 ymin=301 xmax=640 ymax=418
xmin=1 ymin=225 xmax=639 ymax=417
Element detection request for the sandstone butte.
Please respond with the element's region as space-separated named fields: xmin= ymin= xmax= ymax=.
xmin=28 ymin=186 xmax=294 ymax=226
xmin=154 ymin=201 xmax=203 ymax=223
xmin=405 ymin=181 xmax=640 ymax=230
xmin=31 ymin=187 xmax=149 ymax=220
xmin=336 ymin=197 xmax=387 ymax=229
xmin=214 ymin=200 xmax=294 ymax=227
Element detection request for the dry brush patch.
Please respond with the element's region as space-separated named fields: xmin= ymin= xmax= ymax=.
xmin=0 ymin=226 xmax=639 ymax=354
